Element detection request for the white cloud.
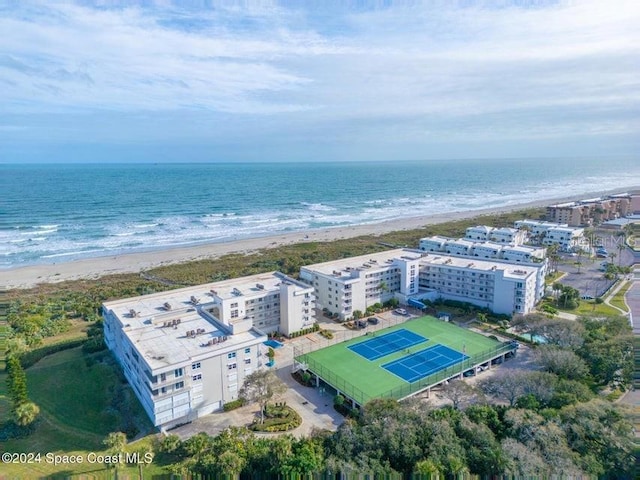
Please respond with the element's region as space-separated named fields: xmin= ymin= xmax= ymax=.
xmin=0 ymin=0 xmax=638 ymax=159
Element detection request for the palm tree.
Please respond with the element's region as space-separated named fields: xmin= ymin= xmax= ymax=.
xmin=617 ymin=243 xmax=625 ymax=266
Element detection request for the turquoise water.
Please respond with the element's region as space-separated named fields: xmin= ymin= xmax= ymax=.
xmin=1 ymin=157 xmax=639 ymax=268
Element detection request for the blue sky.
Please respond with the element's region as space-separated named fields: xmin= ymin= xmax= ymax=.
xmin=1 ymin=0 xmax=638 ymax=163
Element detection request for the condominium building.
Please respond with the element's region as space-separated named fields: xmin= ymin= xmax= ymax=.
xmin=419 ymin=236 xmax=546 ymax=262
xmin=514 ymin=219 xmax=585 ymax=252
xmin=102 ymin=271 xmax=313 ymax=429
xmin=465 ymin=226 xmax=526 ymax=245
xmin=299 ymin=250 xmax=421 ymax=319
xmin=300 ymin=249 xmax=544 ymax=317
xmin=417 ymin=253 xmax=541 ymax=315
xmin=546 ymin=193 xmax=638 ymax=226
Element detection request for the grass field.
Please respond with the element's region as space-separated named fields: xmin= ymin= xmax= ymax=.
xmin=609 ymin=280 xmax=631 ymax=313
xmin=557 ymin=300 xmax=620 ymax=317
xmin=0 ymin=347 xmax=166 ymax=478
xmin=297 ymin=316 xmax=507 ymax=404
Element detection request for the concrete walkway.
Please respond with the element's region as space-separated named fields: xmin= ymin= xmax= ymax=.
xmin=170 ymin=311 xmax=414 ymax=440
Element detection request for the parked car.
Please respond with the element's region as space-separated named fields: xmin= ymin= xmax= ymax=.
xmin=356 ymin=320 xmax=368 ymax=329
xmin=463 ymin=369 xmax=475 ymax=377
xmin=581 ymin=294 xmax=594 ymax=300
xmin=394 ymin=308 xmax=408 ymax=315
xmin=367 ymin=317 xmax=380 ymax=325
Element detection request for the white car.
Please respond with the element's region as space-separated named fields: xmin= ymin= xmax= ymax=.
xmin=394 ymin=308 xmax=408 ymax=315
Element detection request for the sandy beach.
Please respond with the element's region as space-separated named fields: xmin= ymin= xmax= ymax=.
xmin=1 ymin=187 xmax=636 ymax=290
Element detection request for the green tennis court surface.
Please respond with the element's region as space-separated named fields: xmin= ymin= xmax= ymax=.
xmin=296 ymin=315 xmax=509 ymax=404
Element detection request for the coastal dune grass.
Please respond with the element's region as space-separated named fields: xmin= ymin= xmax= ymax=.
xmin=8 ymin=207 xmax=544 ymax=302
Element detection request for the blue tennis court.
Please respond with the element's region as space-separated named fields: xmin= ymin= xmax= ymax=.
xmin=348 ymin=329 xmax=427 ymax=361
xmin=382 ymin=344 xmax=468 ymax=383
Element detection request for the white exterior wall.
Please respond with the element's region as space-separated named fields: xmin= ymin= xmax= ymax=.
xmin=472 ymin=244 xmax=502 ymax=259
xmin=102 ymin=305 xmax=266 ymax=430
xmin=465 ymin=226 xmax=493 ymax=241
xmin=444 ymin=239 xmax=475 ymax=256
xmin=279 ymin=281 xmax=314 ymax=336
xmin=419 ymin=236 xmax=448 ymax=252
xmin=417 ymin=262 xmax=538 ymax=315
xmin=491 ymin=228 xmax=525 ymax=245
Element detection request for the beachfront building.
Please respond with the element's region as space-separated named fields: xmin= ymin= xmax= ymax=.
xmin=300 ymin=248 xmax=545 ymax=318
xmin=300 ymin=250 xmax=420 ymax=320
xmin=514 ymin=219 xmax=585 ymax=252
xmin=546 ymin=193 xmax=639 ymax=226
xmin=102 ymin=271 xmax=313 ymax=429
xmin=417 ymin=254 xmax=541 ymax=315
xmin=464 ymin=226 xmax=526 ymax=245
xmin=419 ymin=236 xmax=546 ymax=262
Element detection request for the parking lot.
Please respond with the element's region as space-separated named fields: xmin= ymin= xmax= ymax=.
xmin=556 ymin=232 xmax=634 ymax=297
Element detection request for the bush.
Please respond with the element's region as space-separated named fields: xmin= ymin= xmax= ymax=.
xmin=319 ymin=330 xmax=334 ymax=339
xmin=19 ymin=339 xmax=86 ymax=369
xmin=223 ymin=399 xmax=245 ymax=411
xmin=250 ymin=405 xmax=301 ymax=432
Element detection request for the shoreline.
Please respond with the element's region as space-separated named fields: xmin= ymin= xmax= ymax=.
xmin=1 ymin=187 xmax=636 ymax=290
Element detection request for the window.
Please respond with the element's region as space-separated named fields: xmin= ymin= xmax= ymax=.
xmin=231 ymin=302 xmax=238 ymax=308
xmin=244 ymin=348 xmax=251 ymax=354
xmin=228 ymin=352 xmax=236 ymax=359
xmin=174 ymin=368 xmax=183 ymax=378
xmin=192 ymin=362 xmax=201 ymax=370
xmin=192 ymin=374 xmax=202 ymax=381
xmin=244 ymin=359 xmax=251 ymax=365
xmin=228 ymin=384 xmax=238 ymax=392
xmin=228 ymin=363 xmax=237 ymax=370
xmin=175 ymin=381 xmax=184 ymax=390
xmin=231 ymin=309 xmax=239 ymax=318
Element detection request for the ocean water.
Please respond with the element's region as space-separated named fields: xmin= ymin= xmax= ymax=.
xmin=1 ymin=157 xmax=639 ymax=269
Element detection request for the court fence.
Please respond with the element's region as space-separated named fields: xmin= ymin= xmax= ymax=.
xmin=294 ymin=341 xmax=518 ymax=406
xmin=293 ymin=314 xmax=411 ymax=356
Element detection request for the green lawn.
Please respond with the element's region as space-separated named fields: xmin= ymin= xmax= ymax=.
xmin=0 ymin=347 xmax=165 ymax=478
xmin=557 ymin=300 xmax=620 ymax=317
xmin=609 ymin=281 xmax=631 ymax=313
xmin=297 ymin=316 xmax=507 ymax=404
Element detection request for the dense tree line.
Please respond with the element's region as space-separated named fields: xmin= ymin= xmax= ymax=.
xmin=153 ymin=394 xmax=634 ymax=478
xmin=511 ymin=314 xmax=633 ymax=387
xmin=147 ymin=313 xmax=634 ymax=478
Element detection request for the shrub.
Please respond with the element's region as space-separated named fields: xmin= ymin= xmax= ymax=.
xmin=20 ymin=339 xmax=86 ymax=369
xmin=223 ymin=399 xmax=245 ymax=411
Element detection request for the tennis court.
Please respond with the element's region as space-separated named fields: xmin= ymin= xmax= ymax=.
xmin=348 ymin=329 xmax=427 ymax=360
xmin=296 ymin=315 xmax=510 ymax=403
xmin=382 ymin=344 xmax=468 ymax=383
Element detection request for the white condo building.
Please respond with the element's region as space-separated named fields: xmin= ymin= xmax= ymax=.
xmin=465 ymin=226 xmax=526 ymax=245
xmin=103 ymin=271 xmax=314 ymax=429
xmin=514 ymin=220 xmax=585 ymax=251
xmin=300 ymin=249 xmax=545 ymax=318
xmin=300 ymin=250 xmax=421 ymax=319
xmin=419 ymin=236 xmax=546 ymax=263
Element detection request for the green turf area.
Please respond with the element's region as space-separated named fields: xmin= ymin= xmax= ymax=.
xmin=0 ymin=347 xmax=162 ymax=477
xmin=297 ymin=316 xmax=510 ymax=404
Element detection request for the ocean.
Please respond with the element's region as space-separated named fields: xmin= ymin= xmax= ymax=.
xmin=1 ymin=157 xmax=639 ymax=269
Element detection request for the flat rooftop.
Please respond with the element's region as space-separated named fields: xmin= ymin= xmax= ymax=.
xmin=420 ymin=253 xmax=539 ymax=279
xmin=301 ymin=249 xmax=421 ymax=276
xmin=118 ymin=309 xmax=264 ymax=370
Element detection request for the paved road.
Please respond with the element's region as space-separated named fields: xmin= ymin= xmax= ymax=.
xmin=626 ymin=280 xmax=640 ymax=335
